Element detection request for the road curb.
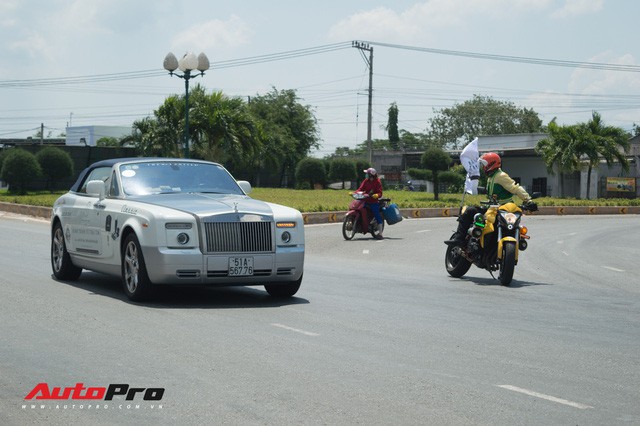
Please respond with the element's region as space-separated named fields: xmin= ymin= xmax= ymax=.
xmin=1 ymin=201 xmax=639 ymax=225
xmin=0 ymin=201 xmax=52 ymax=220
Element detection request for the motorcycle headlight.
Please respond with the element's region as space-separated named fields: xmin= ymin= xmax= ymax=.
xmin=500 ymin=211 xmax=521 ymax=230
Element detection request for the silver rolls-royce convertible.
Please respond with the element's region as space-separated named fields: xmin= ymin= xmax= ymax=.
xmin=50 ymin=158 xmax=304 ymax=301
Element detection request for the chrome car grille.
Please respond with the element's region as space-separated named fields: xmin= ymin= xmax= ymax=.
xmin=203 ymin=222 xmax=273 ymax=253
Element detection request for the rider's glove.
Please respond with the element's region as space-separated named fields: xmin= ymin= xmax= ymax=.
xmin=372 ymin=194 xmax=379 ymax=199
xmin=524 ymin=200 xmax=538 ymax=211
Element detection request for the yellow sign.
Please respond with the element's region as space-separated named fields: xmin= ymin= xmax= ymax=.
xmin=606 ymin=177 xmax=635 ymax=192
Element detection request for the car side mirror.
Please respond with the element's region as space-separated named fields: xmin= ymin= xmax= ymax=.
xmin=86 ymin=180 xmax=106 ymax=199
xmin=238 ymin=180 xmax=252 ymax=194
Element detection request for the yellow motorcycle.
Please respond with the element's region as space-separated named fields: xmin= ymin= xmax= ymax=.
xmin=445 ymin=199 xmax=536 ymax=286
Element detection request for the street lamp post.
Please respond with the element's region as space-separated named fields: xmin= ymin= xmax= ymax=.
xmin=163 ymin=52 xmax=210 ymax=158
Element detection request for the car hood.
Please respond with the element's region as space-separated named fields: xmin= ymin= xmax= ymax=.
xmin=132 ymin=193 xmax=274 ymax=218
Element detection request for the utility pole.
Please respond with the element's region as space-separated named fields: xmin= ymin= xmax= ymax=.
xmin=352 ymin=41 xmax=373 ymax=164
xmin=40 ymin=123 xmax=44 ymax=144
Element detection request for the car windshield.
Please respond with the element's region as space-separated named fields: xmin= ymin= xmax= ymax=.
xmin=119 ymin=161 xmax=244 ymax=196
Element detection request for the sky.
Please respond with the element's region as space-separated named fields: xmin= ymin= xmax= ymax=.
xmin=1 ymin=0 xmax=639 ymax=157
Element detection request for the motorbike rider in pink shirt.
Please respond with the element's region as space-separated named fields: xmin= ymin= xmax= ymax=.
xmin=356 ymin=167 xmax=384 ymax=239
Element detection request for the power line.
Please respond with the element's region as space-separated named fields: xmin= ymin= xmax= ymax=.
xmin=361 ymin=40 xmax=640 ymax=73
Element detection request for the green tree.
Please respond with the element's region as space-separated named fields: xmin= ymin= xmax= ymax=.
xmin=0 ymin=149 xmax=42 ymax=194
xmin=123 ymin=117 xmax=161 ymax=156
xmin=295 ymin=157 xmax=326 ymax=189
xmin=96 ymin=137 xmax=120 ymax=147
xmin=248 ymin=88 xmax=320 ymax=187
xmin=427 ymin=95 xmax=543 ymax=149
xmin=329 ymin=158 xmax=357 ymax=189
xmin=536 ymin=119 xmax=581 ymax=197
xmin=575 ymin=112 xmax=630 ymax=199
xmin=387 ymin=102 xmax=400 ymax=150
xmin=35 ymin=147 xmax=74 ymax=191
xmin=421 ymin=147 xmax=451 ymax=200
xmin=189 ymin=87 xmax=260 ymax=172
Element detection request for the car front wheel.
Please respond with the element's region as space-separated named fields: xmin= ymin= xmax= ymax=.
xmin=122 ymin=233 xmax=153 ymax=301
xmin=265 ymin=275 xmax=302 ymax=298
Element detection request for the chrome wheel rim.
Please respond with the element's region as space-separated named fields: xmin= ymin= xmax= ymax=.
xmin=124 ymin=241 xmax=139 ymax=293
xmin=52 ymin=228 xmax=65 ymax=272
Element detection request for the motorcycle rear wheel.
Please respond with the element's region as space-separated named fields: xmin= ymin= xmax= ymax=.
xmin=342 ymin=215 xmax=359 ymax=240
xmin=370 ymin=218 xmax=384 ymax=239
xmin=499 ymin=241 xmax=516 ymax=286
xmin=445 ymin=237 xmax=472 ymax=278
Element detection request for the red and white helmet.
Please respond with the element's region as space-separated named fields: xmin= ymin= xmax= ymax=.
xmin=363 ymin=167 xmax=377 ymax=177
xmin=479 ymin=152 xmax=501 ymax=174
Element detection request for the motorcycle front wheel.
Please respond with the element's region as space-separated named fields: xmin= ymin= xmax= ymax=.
xmin=499 ymin=241 xmax=516 ymax=286
xmin=445 ymin=236 xmax=472 ymax=278
xmin=342 ymin=215 xmax=359 ymax=240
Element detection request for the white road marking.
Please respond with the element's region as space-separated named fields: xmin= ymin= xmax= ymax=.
xmin=602 ymin=266 xmax=624 ymax=272
xmin=363 ymin=249 xmax=370 ymax=254
xmin=497 ymin=385 xmax=593 ymax=409
xmin=562 ymin=251 xmax=569 ymax=256
xmin=271 ymin=323 xmax=319 ymax=337
xmin=417 ymin=230 xmax=431 ymax=233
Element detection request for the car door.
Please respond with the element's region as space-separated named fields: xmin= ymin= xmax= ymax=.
xmin=71 ymin=166 xmax=112 ymax=258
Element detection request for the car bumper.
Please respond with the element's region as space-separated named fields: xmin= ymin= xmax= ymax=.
xmin=142 ymin=245 xmax=304 ymax=285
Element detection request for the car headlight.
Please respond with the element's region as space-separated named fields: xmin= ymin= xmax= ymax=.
xmin=276 ymin=222 xmax=297 ymax=246
xmin=176 ymin=232 xmax=190 ymax=245
xmin=165 ymin=222 xmax=196 ymax=248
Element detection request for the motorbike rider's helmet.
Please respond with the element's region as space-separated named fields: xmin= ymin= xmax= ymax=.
xmin=364 ymin=167 xmax=378 ymax=177
xmin=478 ymin=152 xmax=501 ymax=175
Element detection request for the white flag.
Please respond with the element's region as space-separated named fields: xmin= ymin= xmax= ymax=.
xmin=460 ymin=137 xmax=479 ymax=194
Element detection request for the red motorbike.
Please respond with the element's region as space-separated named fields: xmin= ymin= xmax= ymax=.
xmin=342 ymin=192 xmax=390 ymax=240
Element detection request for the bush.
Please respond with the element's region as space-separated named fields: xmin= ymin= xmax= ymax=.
xmin=0 ymin=149 xmax=42 ymax=194
xmin=35 ymin=146 xmax=74 ymax=191
xmin=439 ymin=170 xmax=465 ymax=193
xmin=329 ymin=158 xmax=357 ymax=188
xmin=295 ymin=157 xmax=327 ymax=189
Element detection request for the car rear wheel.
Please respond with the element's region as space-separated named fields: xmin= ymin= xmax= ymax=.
xmin=122 ymin=233 xmax=153 ymax=301
xmin=51 ymin=222 xmax=82 ymax=280
xmin=265 ymin=275 xmax=302 ymax=298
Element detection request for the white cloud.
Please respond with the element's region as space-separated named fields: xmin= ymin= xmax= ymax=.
xmin=568 ymin=52 xmax=640 ymax=95
xmin=551 ymin=0 xmax=603 ymax=18
xmin=170 ymin=15 xmax=251 ymax=53
xmin=0 ymin=0 xmax=18 ymax=28
xmin=328 ymin=0 xmax=555 ymax=42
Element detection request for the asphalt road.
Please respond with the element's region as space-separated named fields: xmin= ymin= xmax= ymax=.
xmin=1 ymin=212 xmax=639 ymax=425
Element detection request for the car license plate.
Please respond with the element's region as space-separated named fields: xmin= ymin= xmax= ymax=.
xmin=228 ymin=257 xmax=254 ymax=276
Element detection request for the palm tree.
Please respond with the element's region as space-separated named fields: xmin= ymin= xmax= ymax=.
xmin=575 ymin=112 xmax=630 ymax=199
xmin=535 ymin=119 xmax=580 ymax=197
xmin=189 ymin=88 xmax=261 ymax=170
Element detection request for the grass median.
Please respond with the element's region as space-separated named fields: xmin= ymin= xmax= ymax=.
xmin=2 ymin=188 xmax=640 ymax=212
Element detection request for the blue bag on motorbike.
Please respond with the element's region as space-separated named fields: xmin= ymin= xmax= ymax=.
xmin=382 ymin=203 xmax=403 ymax=225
